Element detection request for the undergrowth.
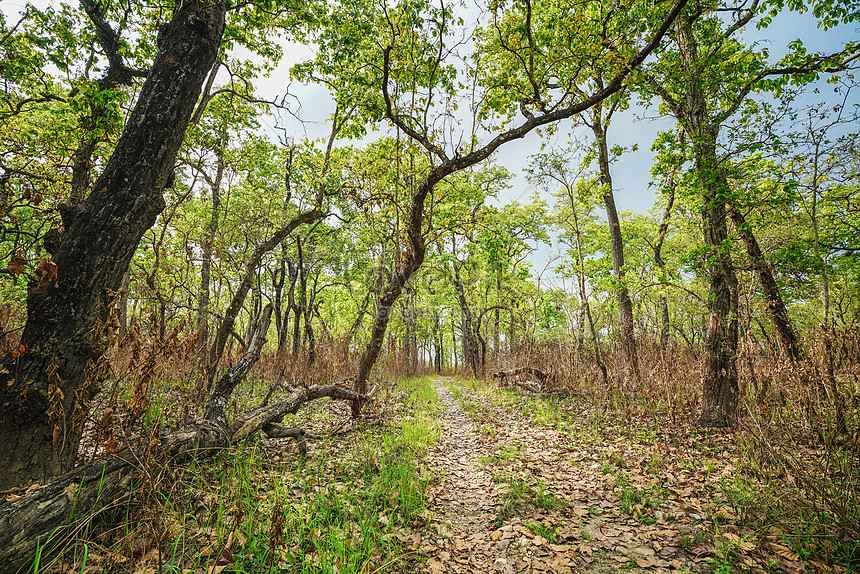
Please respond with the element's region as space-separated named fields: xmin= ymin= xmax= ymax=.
xmin=447 ymin=368 xmax=859 ymax=572
xmin=31 ymin=376 xmax=440 ymax=574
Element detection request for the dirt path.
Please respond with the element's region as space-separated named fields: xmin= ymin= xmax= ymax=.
xmin=419 ymin=377 xmax=705 ymax=574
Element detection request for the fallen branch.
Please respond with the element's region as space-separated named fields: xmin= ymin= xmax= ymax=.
xmin=0 ymin=383 xmax=370 ymax=572
xmin=492 ymin=367 xmax=552 ymax=384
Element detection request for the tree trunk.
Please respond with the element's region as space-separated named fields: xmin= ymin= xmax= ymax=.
xmin=451 ymin=260 xmax=481 ymax=378
xmin=198 ymin=155 xmax=223 ymax=350
xmin=205 ymin=303 xmax=272 ymax=427
xmin=564 ymin=182 xmax=608 ymax=387
xmin=288 ymin=258 xmax=302 ymax=357
xmin=273 ymin=255 xmax=287 ymax=353
xmin=589 ymin=98 xmax=640 ymax=387
xmin=727 ymin=203 xmax=803 ymax=362
xmin=0 ymin=0 xmax=227 ymax=491
xmin=653 ymin=179 xmax=676 ymax=351
xmin=665 ymin=16 xmax=739 ymax=427
xmin=118 ymin=270 xmax=130 ymax=338
xmin=696 ymin=135 xmax=739 ymax=427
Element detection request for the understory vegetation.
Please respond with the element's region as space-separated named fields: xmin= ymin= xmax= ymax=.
xmin=31 ymin=375 xmax=440 ymax=574
xmin=447 ymin=372 xmax=859 ymax=573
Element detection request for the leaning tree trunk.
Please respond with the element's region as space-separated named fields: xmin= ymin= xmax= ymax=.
xmin=727 ymin=203 xmax=804 ymax=362
xmin=0 ymin=0 xmax=227 ymax=491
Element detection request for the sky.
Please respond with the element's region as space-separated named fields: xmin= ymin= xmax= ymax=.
xmin=2 ymin=0 xmax=858 ymax=284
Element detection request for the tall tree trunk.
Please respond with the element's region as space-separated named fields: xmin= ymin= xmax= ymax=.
xmin=273 ymin=255 xmax=287 ymax=353
xmin=727 ymin=203 xmax=804 ymax=362
xmin=653 ymin=179 xmax=675 ymax=351
xmin=664 ymin=16 xmax=739 ymax=427
xmin=0 ymin=0 xmax=227 ymax=491
xmin=588 ymin=95 xmax=640 ymax=387
xmin=198 ymin=154 xmax=223 ymax=350
xmin=432 ymin=311 xmax=443 ymax=373
xmin=569 ymin=194 xmax=608 ymax=388
xmin=451 ymin=260 xmax=481 ymax=378
xmin=696 ymin=133 xmax=739 ymax=427
xmin=287 ymin=259 xmax=301 ymax=356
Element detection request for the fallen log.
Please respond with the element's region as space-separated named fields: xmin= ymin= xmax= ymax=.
xmin=492 ymin=367 xmax=552 ymax=384
xmin=0 ymin=383 xmax=369 ymax=573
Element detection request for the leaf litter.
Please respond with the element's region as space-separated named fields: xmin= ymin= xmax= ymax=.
xmin=414 ymin=377 xmax=850 ymax=574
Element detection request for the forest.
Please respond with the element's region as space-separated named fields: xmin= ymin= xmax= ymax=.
xmin=0 ymin=0 xmax=858 ymax=572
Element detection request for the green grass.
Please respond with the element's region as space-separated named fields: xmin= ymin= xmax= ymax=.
xmin=492 ymin=474 xmax=567 ymax=527
xmin=523 ymin=520 xmax=558 ymax=544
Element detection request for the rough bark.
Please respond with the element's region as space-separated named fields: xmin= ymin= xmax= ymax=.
xmin=0 ymin=0 xmax=227 ymax=491
xmin=727 ymin=203 xmax=804 ymax=362
xmin=696 ymin=133 xmax=739 ymax=427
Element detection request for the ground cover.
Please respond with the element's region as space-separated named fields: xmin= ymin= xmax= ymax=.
xmin=16 ymin=374 xmax=858 ymax=574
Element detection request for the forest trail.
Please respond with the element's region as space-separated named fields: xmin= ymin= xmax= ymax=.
xmin=419 ymin=377 xmax=704 ymax=574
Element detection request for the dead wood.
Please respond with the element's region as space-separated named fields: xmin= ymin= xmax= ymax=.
xmin=0 ymin=383 xmax=369 ymax=573
xmin=492 ymin=367 xmax=554 ymax=393
xmin=263 ymin=425 xmax=308 ymax=456
xmin=493 ymin=367 xmax=551 ymax=384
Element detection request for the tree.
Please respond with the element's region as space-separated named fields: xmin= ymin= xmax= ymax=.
xmin=0 ymin=0 xmax=227 ymax=491
xmin=637 ymin=0 xmax=859 ymax=426
xmin=297 ymin=0 xmax=688 ymax=410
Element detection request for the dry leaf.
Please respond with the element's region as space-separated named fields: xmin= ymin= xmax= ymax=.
xmin=7 ymin=250 xmax=26 ymax=276
xmin=768 ymin=542 xmax=800 ymax=562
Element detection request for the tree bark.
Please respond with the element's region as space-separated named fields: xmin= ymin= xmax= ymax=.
xmin=660 ymin=16 xmax=739 ymax=426
xmin=696 ymin=132 xmax=739 ymax=427
xmin=0 ymin=0 xmax=227 ymax=491
xmin=588 ymin=101 xmax=640 ymax=387
xmin=727 ymin=203 xmax=804 ymax=362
